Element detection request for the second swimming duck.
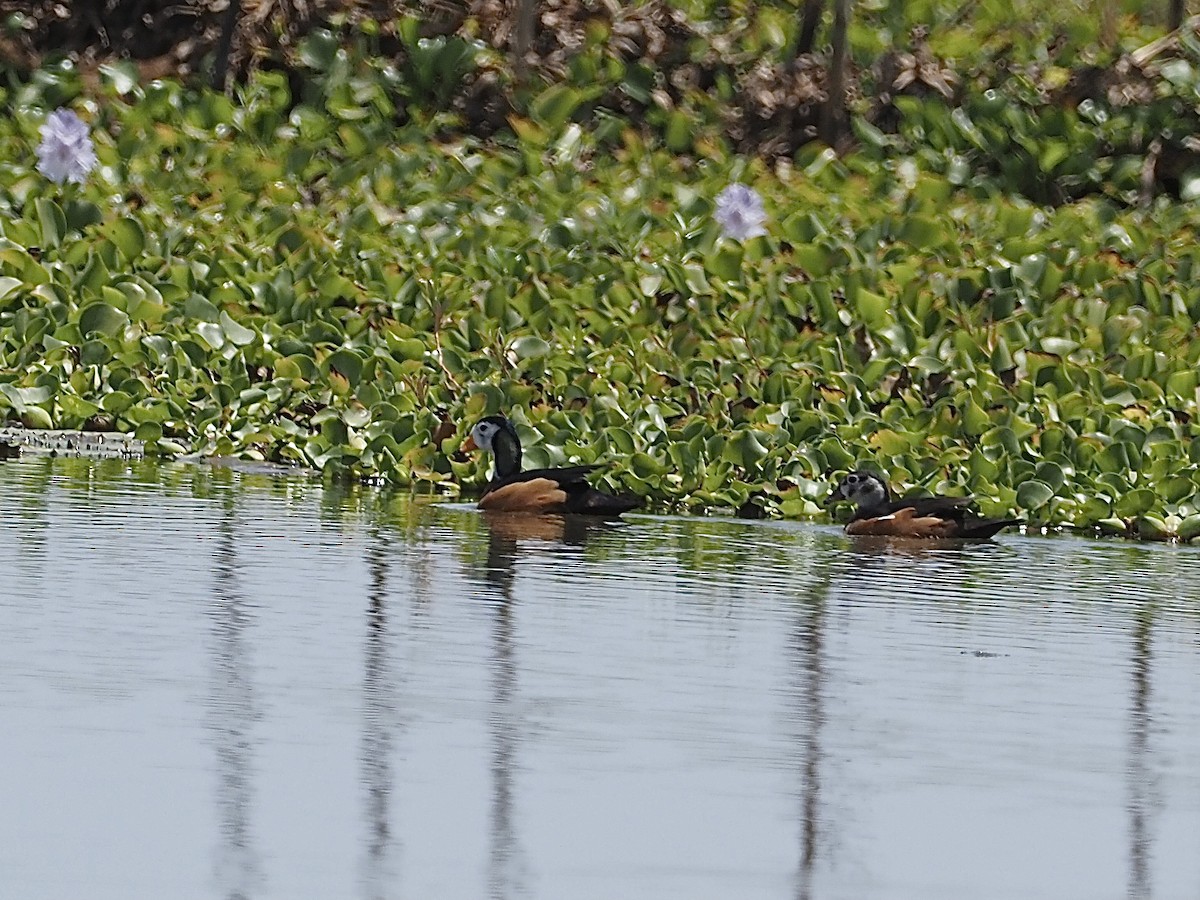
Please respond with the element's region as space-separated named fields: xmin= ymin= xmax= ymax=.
xmin=829 ymin=470 xmax=1020 ymax=539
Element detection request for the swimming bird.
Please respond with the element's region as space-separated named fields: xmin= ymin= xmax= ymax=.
xmin=828 ymin=470 xmax=1020 ymax=539
xmin=461 ymin=415 xmax=640 ymax=516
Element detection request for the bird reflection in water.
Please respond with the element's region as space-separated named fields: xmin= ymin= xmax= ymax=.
xmin=208 ymin=499 xmax=260 ymax=900
xmin=476 ymin=511 xmax=605 ymax=900
xmin=844 ymin=533 xmax=1009 ymax=558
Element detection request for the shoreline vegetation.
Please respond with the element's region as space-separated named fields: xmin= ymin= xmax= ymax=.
xmin=4 ymin=1 xmax=1200 ymax=540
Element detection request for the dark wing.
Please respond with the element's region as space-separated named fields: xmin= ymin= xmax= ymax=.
xmin=487 ymin=465 xmax=601 ymax=492
xmin=882 ymin=495 xmax=973 ymax=521
xmin=956 ymin=517 xmax=1021 ymax=539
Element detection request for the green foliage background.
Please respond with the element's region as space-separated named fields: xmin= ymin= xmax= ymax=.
xmin=4 ymin=3 xmax=1200 ymax=539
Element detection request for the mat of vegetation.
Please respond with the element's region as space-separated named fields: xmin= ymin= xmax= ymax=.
xmin=2 ymin=48 xmax=1200 ymax=540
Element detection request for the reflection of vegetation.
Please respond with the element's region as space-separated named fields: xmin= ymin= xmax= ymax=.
xmin=5 ymin=6 xmax=1200 ymax=538
xmin=788 ymin=555 xmax=832 ymax=900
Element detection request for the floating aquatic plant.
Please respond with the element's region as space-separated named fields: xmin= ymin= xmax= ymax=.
xmin=3 ymin=52 xmax=1200 ymax=542
xmin=35 ymin=109 xmax=97 ymax=185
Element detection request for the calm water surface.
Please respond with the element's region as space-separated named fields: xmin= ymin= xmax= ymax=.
xmin=1 ymin=457 xmax=1198 ymax=900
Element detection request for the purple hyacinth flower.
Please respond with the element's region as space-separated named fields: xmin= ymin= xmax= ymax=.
xmin=713 ymin=183 xmax=767 ymax=240
xmin=36 ymin=109 xmax=98 ymax=185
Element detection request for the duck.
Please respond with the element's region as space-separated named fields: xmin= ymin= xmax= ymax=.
xmin=461 ymin=415 xmax=640 ymax=516
xmin=828 ymin=470 xmax=1020 ymax=539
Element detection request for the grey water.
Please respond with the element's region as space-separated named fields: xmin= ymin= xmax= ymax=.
xmin=1 ymin=456 xmax=1198 ymax=900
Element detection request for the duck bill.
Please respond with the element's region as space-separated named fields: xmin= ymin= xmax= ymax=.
xmin=461 ymin=434 xmax=478 ymax=452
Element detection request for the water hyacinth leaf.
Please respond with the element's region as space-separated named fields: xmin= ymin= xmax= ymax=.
xmin=1160 ymin=475 xmax=1194 ymax=503
xmin=35 ymin=198 xmax=65 ymax=248
xmin=853 ymin=288 xmax=890 ymax=328
xmin=101 ymin=391 xmax=135 ymax=414
xmin=195 ymin=322 xmax=225 ymax=350
xmin=184 ymin=294 xmax=221 ymax=322
xmin=990 ymin=337 xmax=1015 ymax=375
xmin=511 ymin=336 xmax=551 ymax=360
xmin=722 ymin=429 xmax=770 ymax=469
xmin=99 ymin=60 xmax=139 ymax=95
xmin=665 ymin=111 xmax=691 ymax=152
xmin=388 ymin=338 xmax=425 ymax=361
xmin=59 ymin=394 xmax=100 ymax=420
xmin=1178 ymin=516 xmax=1200 ymax=542
xmin=298 ymin=28 xmax=340 ymax=71
xmin=1080 ymin=497 xmax=1112 ymax=521
xmin=530 ymin=84 xmax=582 ymax=132
xmin=0 ymin=276 xmax=22 ymax=303
xmin=342 ymin=407 xmax=372 ymax=428
xmin=0 ymin=391 xmax=28 ymax=421
xmin=219 ymin=311 xmax=256 ymax=346
xmin=78 ymin=302 xmax=129 ymax=337
xmin=1032 ymin=461 xmax=1065 ymax=491
xmin=790 ymin=243 xmax=831 ymax=276
xmin=1136 ymin=516 xmax=1172 ymax=541
xmin=325 ymin=349 xmax=364 ymax=385
xmin=21 ymin=405 xmax=54 ymax=428
xmin=1114 ymin=489 xmax=1157 ymax=518
xmin=707 ymin=244 xmax=744 ymax=281
xmin=1015 ymin=479 xmax=1054 ymax=510
xmin=898 ymin=216 xmax=944 ymax=249
xmin=130 ymin=420 xmax=163 ymax=444
xmin=868 ymin=428 xmax=910 ymax=455
xmin=64 ymin=200 xmax=103 ymax=231
xmin=109 ymin=219 xmax=146 ymax=261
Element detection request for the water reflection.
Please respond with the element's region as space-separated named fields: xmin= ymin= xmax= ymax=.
xmin=209 ymin=496 xmax=260 ymax=900
xmin=475 ymin=512 xmax=547 ymax=900
xmin=361 ymin=530 xmax=398 ymax=900
xmin=1127 ymin=606 xmax=1153 ymax=900
xmin=3 ymin=460 xmax=1200 ymax=900
xmin=790 ymin=563 xmax=832 ymax=900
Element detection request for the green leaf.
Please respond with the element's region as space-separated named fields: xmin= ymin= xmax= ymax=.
xmin=184 ymin=294 xmax=221 ymax=322
xmin=195 ymin=322 xmax=225 ymax=350
xmin=722 ymin=429 xmax=770 ymax=469
xmin=0 ymin=276 xmax=23 ymax=302
xmin=325 ymin=348 xmax=364 ymax=384
xmin=100 ymin=60 xmax=139 ymax=95
xmin=1016 ymin=480 xmax=1054 ymax=510
xmin=853 ymin=288 xmax=890 ymax=328
xmin=20 ymin=405 xmax=53 ymax=429
xmin=898 ymin=215 xmax=944 ymax=249
xmin=1115 ymin=489 xmax=1156 ymax=518
xmin=1032 ymin=461 xmax=1065 ymax=492
xmin=868 ymin=428 xmax=910 ymax=455
xmin=109 ymin=218 xmax=146 ymax=261
xmin=990 ymin=337 xmax=1015 ymax=374
xmin=1136 ymin=516 xmax=1171 ymax=541
xmin=219 ymin=310 xmax=256 ymax=346
xmin=511 ymin=336 xmax=551 ymax=360
xmin=1178 ymin=515 xmax=1200 ymax=542
xmin=530 ymin=84 xmax=582 ymax=132
xmin=78 ymin=302 xmax=129 ymax=337
xmin=298 ymin=28 xmax=340 ymax=71
xmin=707 ymin=244 xmax=744 ymax=281
xmin=101 ymin=391 xmax=134 ymax=414
xmin=35 ymin=197 xmax=65 ymax=248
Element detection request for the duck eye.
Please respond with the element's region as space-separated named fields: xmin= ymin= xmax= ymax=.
xmin=846 ymin=473 xmax=860 ymax=484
